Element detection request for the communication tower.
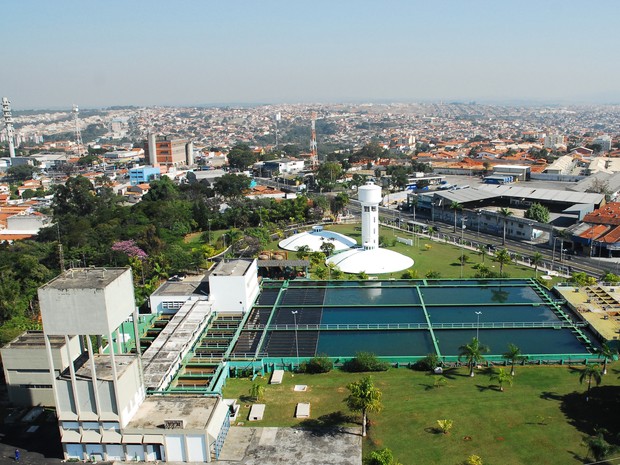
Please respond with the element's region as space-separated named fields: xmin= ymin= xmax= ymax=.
xmin=1 ymin=97 xmax=16 ymax=158
xmin=72 ymin=104 xmax=84 ymax=157
xmin=310 ymin=111 xmax=318 ymax=168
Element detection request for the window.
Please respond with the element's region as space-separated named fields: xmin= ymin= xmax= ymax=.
xmin=371 ymin=206 xmax=377 ymax=211
xmin=364 ymin=206 xmax=370 ymax=212
xmin=162 ymin=301 xmax=184 ymax=310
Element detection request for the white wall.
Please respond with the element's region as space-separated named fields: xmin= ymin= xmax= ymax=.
xmin=39 ymin=269 xmax=135 ymax=336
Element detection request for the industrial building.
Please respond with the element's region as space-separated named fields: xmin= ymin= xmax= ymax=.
xmin=146 ymin=134 xmax=194 ymax=167
xmin=0 ymin=263 xmax=262 ymax=462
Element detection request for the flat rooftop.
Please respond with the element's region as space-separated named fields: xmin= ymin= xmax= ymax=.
xmin=211 ymin=259 xmax=253 ymax=277
xmin=40 ymin=267 xmax=129 ymax=290
xmin=70 ymin=354 xmax=138 ymax=381
xmin=125 ymin=396 xmax=218 ymax=431
xmin=2 ymin=331 xmax=66 ymax=349
xmin=151 ymin=274 xmax=209 ymax=298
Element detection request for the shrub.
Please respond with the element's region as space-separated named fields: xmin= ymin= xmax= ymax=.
xmin=364 ymin=447 xmax=402 ymax=465
xmin=413 ymin=353 xmax=441 ymax=371
xmin=300 ymin=354 xmax=333 ymax=374
xmin=465 ymin=455 xmax=483 ymax=465
xmin=342 ymin=352 xmax=390 ymax=372
xmin=436 ymin=419 xmax=453 ymax=434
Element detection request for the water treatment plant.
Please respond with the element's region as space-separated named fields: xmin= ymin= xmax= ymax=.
xmin=0 ymin=261 xmax=609 ymax=462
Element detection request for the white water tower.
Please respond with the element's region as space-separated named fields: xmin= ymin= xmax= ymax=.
xmin=358 ymin=181 xmax=382 ymax=250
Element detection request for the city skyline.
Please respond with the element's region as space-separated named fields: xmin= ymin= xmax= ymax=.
xmin=2 ymin=0 xmax=620 ymax=109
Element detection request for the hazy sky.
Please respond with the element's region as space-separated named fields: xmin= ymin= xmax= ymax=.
xmin=3 ymin=0 xmax=620 ymax=109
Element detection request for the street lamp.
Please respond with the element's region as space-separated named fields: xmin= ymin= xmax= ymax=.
xmin=207 ymin=219 xmax=211 ymax=244
xmin=460 ymin=217 xmax=467 ymax=278
xmin=291 ymin=311 xmax=299 ymax=369
xmin=475 ymin=311 xmax=482 ymax=340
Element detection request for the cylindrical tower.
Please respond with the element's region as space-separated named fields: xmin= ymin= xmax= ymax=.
xmin=2 ymin=97 xmax=16 ymax=158
xmin=185 ymin=141 xmax=194 ymax=165
xmin=358 ymin=181 xmax=382 ymax=250
xmin=147 ymin=133 xmax=158 ymax=166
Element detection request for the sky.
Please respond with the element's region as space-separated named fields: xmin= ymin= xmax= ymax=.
xmin=2 ymin=0 xmax=620 ymax=109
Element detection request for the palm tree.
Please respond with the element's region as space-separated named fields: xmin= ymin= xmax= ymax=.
xmin=477 ymin=243 xmax=487 ymax=263
xmin=498 ymin=207 xmax=513 ymax=245
xmin=490 ymin=368 xmax=513 ymax=391
xmin=345 ymin=376 xmax=383 ymax=437
xmin=458 ymin=337 xmax=490 ymax=377
xmin=596 ymin=342 xmax=617 ymax=375
xmin=531 ymin=252 xmax=543 ymax=278
xmin=249 ymin=382 xmax=265 ymax=402
xmin=502 ymin=343 xmax=524 ymax=376
xmin=450 ymin=201 xmax=462 ymax=233
xmin=494 ymin=249 xmax=512 ymax=277
xmin=579 ymin=364 xmax=603 ymax=401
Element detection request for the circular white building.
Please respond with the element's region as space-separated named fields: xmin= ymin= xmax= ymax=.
xmin=279 ymin=225 xmax=357 ymax=252
xmin=326 ymin=182 xmax=414 ymax=274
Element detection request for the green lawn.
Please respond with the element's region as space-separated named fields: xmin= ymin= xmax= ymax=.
xmin=223 ymin=363 xmax=620 ymax=465
xmin=267 ymin=223 xmax=540 ymax=279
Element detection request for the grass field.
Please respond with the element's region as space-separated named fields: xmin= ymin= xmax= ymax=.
xmin=223 ymin=363 xmax=620 ymax=465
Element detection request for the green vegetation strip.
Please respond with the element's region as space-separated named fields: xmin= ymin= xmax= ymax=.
xmin=223 ymin=363 xmax=620 ymax=465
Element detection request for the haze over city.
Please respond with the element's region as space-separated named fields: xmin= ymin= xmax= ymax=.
xmin=3 ymin=0 xmax=620 ymax=109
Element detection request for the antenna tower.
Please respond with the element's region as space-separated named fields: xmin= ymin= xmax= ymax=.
xmin=310 ymin=111 xmax=318 ymax=168
xmin=72 ymin=104 xmax=84 ymax=157
xmin=1 ymin=97 xmax=16 ymax=158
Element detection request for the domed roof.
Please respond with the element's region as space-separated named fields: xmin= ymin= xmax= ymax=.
xmin=326 ymin=248 xmax=414 ymax=274
xmin=278 ymin=227 xmax=357 ymax=252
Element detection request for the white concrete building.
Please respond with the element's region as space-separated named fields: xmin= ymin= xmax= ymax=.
xmin=33 ymin=267 xmax=232 ymax=462
xmin=1 ymin=331 xmax=79 ymax=407
xmin=326 ymin=182 xmax=414 ymax=274
xmin=209 ymin=259 xmax=260 ymax=313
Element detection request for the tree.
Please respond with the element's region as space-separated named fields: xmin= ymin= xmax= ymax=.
xmin=142 ymin=176 xmax=179 ymax=202
xmin=477 ymin=243 xmax=487 ymax=263
xmin=7 ymin=164 xmax=38 ymax=182
xmin=330 ymin=192 xmax=349 ymax=216
xmin=596 ymin=342 xmax=617 ymax=375
xmin=316 ymin=162 xmax=343 ymax=191
xmin=227 ymin=144 xmax=257 ymax=170
xmin=213 ymin=174 xmax=251 ymax=199
xmin=249 ymin=382 xmax=265 ymax=402
xmin=296 ymin=245 xmax=311 ymax=260
xmin=320 ymin=241 xmax=336 ymax=257
xmin=579 ymin=364 xmax=602 ymax=401
xmin=493 ymin=249 xmax=512 ymax=276
xmin=490 ymin=368 xmax=513 ymax=391
xmin=345 ymin=376 xmax=383 ymax=437
xmin=525 ymin=202 xmax=550 ymax=223
xmin=498 ymin=207 xmax=513 ymax=245
xmin=458 ymin=337 xmax=489 ymax=377
xmin=450 ymin=201 xmax=462 ymax=233
xmin=502 ymin=343 xmax=524 ymax=376
xmin=531 ymin=252 xmax=543 ymax=278
xmin=583 ymin=431 xmax=616 ymax=462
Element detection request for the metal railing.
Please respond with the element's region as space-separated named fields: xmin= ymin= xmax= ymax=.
xmin=250 ymin=321 xmax=588 ymax=331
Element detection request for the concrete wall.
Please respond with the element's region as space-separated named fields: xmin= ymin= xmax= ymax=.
xmin=209 ymin=260 xmax=259 ymax=313
xmin=39 ymin=269 xmax=135 ymax=336
xmin=1 ymin=335 xmax=80 ymax=407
